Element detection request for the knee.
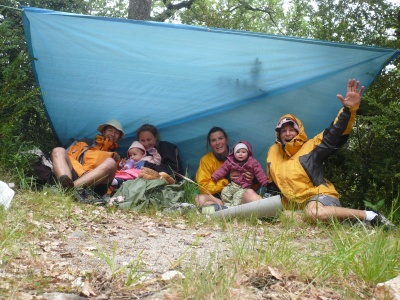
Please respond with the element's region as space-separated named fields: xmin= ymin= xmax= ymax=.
xmin=195 ymin=194 xmax=202 ymax=206
xmin=242 ymin=189 xmax=261 ymax=204
xmin=51 ymin=147 xmax=66 ymax=159
xmin=243 ymin=189 xmax=252 ymax=198
xmin=304 ymin=202 xmax=330 ymax=221
xmin=103 ymin=158 xmax=117 ymax=171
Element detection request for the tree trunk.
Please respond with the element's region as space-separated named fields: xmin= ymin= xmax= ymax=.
xmin=128 ymin=0 xmax=152 ymax=20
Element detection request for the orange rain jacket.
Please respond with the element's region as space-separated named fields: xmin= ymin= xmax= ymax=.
xmin=67 ymin=134 xmax=121 ymax=177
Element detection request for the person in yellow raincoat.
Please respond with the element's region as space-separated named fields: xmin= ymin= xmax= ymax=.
xmin=195 ymin=127 xmax=261 ymax=208
xmin=266 ymin=79 xmax=395 ymax=230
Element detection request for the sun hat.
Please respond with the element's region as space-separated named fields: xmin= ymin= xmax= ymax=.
xmin=97 ymin=119 xmax=125 ymax=139
xmin=275 ymin=117 xmax=299 ymax=133
xmin=234 ymin=143 xmax=248 ymax=153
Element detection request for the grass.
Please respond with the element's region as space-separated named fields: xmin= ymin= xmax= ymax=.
xmin=0 ymin=181 xmax=399 ymax=299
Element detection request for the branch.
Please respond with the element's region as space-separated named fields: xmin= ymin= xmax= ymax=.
xmin=163 ymin=0 xmax=195 ymax=10
xmin=233 ymin=1 xmax=281 ymax=32
xmin=152 ymin=0 xmax=195 ymax=22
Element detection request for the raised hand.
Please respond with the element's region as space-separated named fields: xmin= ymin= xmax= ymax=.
xmin=336 ymin=79 xmax=365 ymax=108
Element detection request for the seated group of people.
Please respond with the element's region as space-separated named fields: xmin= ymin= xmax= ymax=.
xmin=51 ymin=79 xmax=395 ymax=229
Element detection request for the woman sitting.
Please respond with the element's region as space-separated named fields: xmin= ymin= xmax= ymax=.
xmin=195 ymin=126 xmax=262 ymax=208
xmin=135 ymin=124 xmax=182 ymax=178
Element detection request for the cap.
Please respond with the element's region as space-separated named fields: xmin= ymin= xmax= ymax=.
xmin=128 ymin=141 xmax=146 ymax=154
xmin=97 ymin=119 xmax=125 ymax=139
xmin=275 ymin=118 xmax=299 ymax=133
xmin=234 ymin=143 xmax=248 ymax=153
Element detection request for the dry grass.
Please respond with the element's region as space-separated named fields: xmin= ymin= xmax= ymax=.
xmin=0 ymin=187 xmax=399 ymax=299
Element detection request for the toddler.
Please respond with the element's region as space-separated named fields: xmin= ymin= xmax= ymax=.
xmin=111 ymin=141 xmax=161 ymax=188
xmin=212 ymin=141 xmax=268 ymax=207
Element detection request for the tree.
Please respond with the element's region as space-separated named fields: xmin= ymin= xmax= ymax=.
xmin=1 ymin=0 xmax=399 ymax=213
xmin=128 ymin=0 xmax=196 ymax=21
xmin=179 ymin=0 xmax=285 ymax=33
xmin=300 ymin=0 xmax=400 ymax=212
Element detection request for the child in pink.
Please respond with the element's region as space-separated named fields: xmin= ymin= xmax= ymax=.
xmin=111 ymin=141 xmax=161 ymax=188
xmin=212 ymin=140 xmax=268 ymax=207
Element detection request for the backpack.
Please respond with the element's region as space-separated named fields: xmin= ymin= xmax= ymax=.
xmin=29 ymin=149 xmax=56 ymax=185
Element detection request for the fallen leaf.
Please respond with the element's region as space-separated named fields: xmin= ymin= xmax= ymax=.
xmin=161 ymin=270 xmax=185 ymax=281
xmin=80 ymin=250 xmax=95 ymax=257
xmin=175 ymin=223 xmax=186 ymax=230
xmin=268 ymin=266 xmax=283 ymax=281
xmin=80 ymin=280 xmax=97 ymax=297
xmin=196 ymin=232 xmax=211 ymax=237
xmin=83 ymin=246 xmax=97 ymax=251
xmin=60 ymin=252 xmax=73 ymax=258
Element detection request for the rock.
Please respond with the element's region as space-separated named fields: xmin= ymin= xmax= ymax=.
xmin=376 ymin=275 xmax=400 ymax=300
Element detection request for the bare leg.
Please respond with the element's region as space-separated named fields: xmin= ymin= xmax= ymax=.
xmin=242 ymin=189 xmax=262 ymax=204
xmin=74 ymin=158 xmax=117 ymax=188
xmin=305 ymin=201 xmax=367 ymax=221
xmin=51 ymin=147 xmax=73 ymax=180
xmin=195 ymin=194 xmax=224 ymax=207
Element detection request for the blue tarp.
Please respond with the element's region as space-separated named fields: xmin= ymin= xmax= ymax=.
xmin=22 ymin=7 xmax=400 ymax=175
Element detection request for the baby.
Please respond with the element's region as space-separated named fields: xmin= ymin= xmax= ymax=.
xmin=112 ymin=141 xmax=161 ymax=188
xmin=212 ymin=141 xmax=268 ymax=207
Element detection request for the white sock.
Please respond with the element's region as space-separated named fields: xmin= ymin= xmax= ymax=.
xmin=111 ymin=178 xmax=118 ymax=186
xmin=365 ymin=210 xmax=378 ymax=221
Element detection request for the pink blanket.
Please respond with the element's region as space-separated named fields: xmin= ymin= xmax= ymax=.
xmin=115 ymin=168 xmax=141 ymax=180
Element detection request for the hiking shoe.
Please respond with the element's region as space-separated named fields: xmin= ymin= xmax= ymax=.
xmin=59 ymin=175 xmax=74 ymax=192
xmin=74 ymin=188 xmax=106 ymax=205
xmin=370 ymin=212 xmax=396 ymax=231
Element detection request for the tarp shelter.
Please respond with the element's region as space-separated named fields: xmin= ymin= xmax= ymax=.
xmin=22 ymin=7 xmax=400 ymax=175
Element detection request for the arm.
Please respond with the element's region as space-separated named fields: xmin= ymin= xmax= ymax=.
xmin=196 ymin=154 xmax=229 ymax=195
xmin=144 ymin=141 xmax=181 ymax=175
xmin=298 ymin=79 xmax=364 ymax=187
xmin=316 ymin=79 xmax=364 ymax=157
xmin=151 ymin=148 xmax=162 ymax=165
xmin=211 ymin=161 xmax=231 ymax=181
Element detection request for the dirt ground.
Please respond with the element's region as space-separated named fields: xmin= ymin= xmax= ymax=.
xmin=0 ymin=201 xmax=376 ymax=300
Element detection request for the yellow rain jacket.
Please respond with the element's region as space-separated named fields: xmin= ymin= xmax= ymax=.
xmin=196 ymin=152 xmax=229 ymax=195
xmin=266 ymin=105 xmax=358 ymax=209
xmin=67 ymin=134 xmax=121 ymax=177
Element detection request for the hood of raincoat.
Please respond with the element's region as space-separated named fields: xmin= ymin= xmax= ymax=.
xmin=275 ymin=114 xmax=308 ymax=157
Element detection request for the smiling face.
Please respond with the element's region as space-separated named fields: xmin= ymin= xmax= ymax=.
xmin=209 ymin=131 xmax=229 ymax=157
xmin=102 ymin=126 xmax=121 ymax=142
xmin=279 ymin=123 xmax=298 ymax=145
xmin=138 ymin=130 xmax=157 ymax=150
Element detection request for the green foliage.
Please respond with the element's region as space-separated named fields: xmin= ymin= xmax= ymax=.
xmin=0 ymin=0 xmax=130 ymax=183
xmin=324 ymin=68 xmax=400 ymax=217
xmin=308 ymin=0 xmax=398 ymax=47
xmin=1 ymin=3 xmax=58 ymax=182
xmin=179 ymin=0 xmax=285 ymax=33
xmin=1 ymin=0 xmax=400 ymax=213
xmin=315 ymin=223 xmax=400 ymax=284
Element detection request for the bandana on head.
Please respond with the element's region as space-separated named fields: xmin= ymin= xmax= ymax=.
xmin=275 ymin=118 xmax=300 ymax=133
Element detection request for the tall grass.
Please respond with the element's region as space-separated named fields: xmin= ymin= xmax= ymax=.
xmin=170 ymin=212 xmax=399 ymax=299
